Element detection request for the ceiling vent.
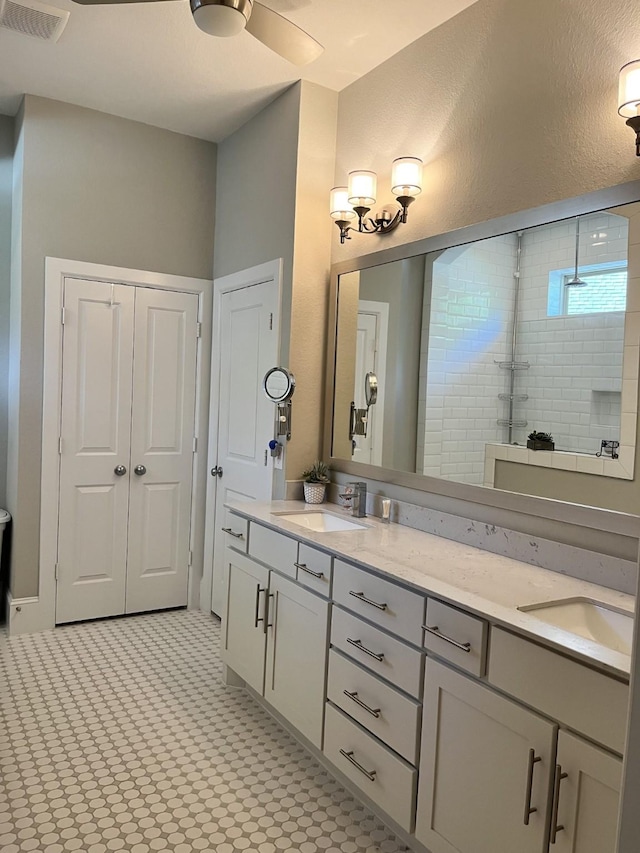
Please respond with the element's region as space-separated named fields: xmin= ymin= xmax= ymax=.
xmin=0 ymin=0 xmax=69 ymax=42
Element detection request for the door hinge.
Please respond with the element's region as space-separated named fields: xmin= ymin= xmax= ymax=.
xmin=188 ymin=551 xmax=193 ymax=567
xmin=192 ymin=436 xmax=198 ymax=452
xmin=55 ymin=563 xmax=59 ymax=581
xmin=58 ymin=437 xmax=63 ymax=455
xmin=61 ymin=307 xmax=66 ymax=325
xmin=264 ymin=449 xmax=268 ymax=466
xmin=196 ymin=322 xmax=202 ymax=338
xmin=269 ymin=312 xmax=273 ymax=331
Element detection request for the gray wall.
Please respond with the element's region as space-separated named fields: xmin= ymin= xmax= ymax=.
xmin=214 ymin=81 xmax=337 ymax=497
xmin=333 ymin=0 xmax=640 ymax=265
xmin=0 ymin=115 xmax=13 ymax=508
xmin=8 ymin=96 xmax=217 ymax=600
xmin=359 ymin=258 xmax=424 ymax=471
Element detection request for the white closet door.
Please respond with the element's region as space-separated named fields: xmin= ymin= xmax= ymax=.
xmin=56 ymin=279 xmax=135 ymax=624
xmin=125 ymin=287 xmax=199 ymax=614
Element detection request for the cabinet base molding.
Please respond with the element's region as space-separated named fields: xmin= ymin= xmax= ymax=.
xmin=222 ymin=665 xmax=246 ymax=688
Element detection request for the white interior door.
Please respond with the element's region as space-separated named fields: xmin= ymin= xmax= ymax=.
xmin=210 ymin=279 xmax=279 ymax=616
xmin=125 ymin=287 xmax=199 ymax=614
xmin=56 ymin=279 xmax=135 ymax=624
xmin=353 ymin=301 xmax=388 ymax=467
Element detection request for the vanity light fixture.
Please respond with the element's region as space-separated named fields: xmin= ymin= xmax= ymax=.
xmin=618 ymin=60 xmax=640 ymax=156
xmin=329 ymin=157 xmax=423 ymax=244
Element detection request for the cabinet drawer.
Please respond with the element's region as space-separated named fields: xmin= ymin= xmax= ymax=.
xmin=488 ymin=628 xmax=629 ymax=754
xmin=327 ymin=649 xmax=421 ymax=765
xmin=333 ymin=559 xmax=426 ymax=645
xmin=331 ymin=607 xmax=423 ymax=698
xmin=296 ymin=543 xmax=332 ymax=598
xmin=422 ymin=598 xmax=487 ymax=677
xmin=249 ymin=523 xmax=298 ymax=578
xmin=221 ymin=511 xmax=248 ymax=553
xmin=324 ymin=703 xmax=417 ymax=833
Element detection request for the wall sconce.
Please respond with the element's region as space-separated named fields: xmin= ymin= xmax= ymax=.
xmin=330 ymin=157 xmax=423 ymax=244
xmin=619 ymin=60 xmax=640 ymax=156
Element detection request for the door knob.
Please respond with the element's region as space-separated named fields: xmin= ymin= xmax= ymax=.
xmin=134 ymin=465 xmax=147 ymax=476
xmin=211 ymin=466 xmax=223 ymax=478
xmin=114 ymin=465 xmax=127 ymax=476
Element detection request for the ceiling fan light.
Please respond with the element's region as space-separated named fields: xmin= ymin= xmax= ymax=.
xmin=191 ymin=0 xmax=251 ymax=37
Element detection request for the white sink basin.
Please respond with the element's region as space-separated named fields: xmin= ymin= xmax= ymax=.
xmin=519 ymin=597 xmax=634 ymax=655
xmin=273 ymin=511 xmax=367 ymax=533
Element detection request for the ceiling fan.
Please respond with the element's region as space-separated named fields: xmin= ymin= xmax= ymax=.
xmin=70 ymin=0 xmax=324 ymax=66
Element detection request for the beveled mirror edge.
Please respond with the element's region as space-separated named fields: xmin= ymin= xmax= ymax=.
xmin=323 ymin=179 xmax=640 ymax=539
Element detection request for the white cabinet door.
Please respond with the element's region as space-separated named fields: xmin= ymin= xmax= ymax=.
xmin=222 ymin=551 xmax=269 ymax=694
xmin=265 ymin=572 xmax=329 ymax=749
xmin=415 ymin=659 xmax=556 ymax=853
xmin=125 ymin=287 xmax=199 ymax=614
xmin=56 ymin=280 xmax=135 ymax=624
xmin=552 ymin=731 xmax=622 ymax=853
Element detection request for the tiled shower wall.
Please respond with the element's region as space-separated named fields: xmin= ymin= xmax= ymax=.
xmin=418 ymin=213 xmax=628 ymax=484
xmin=418 ymin=235 xmax=517 ymax=484
xmin=513 ymin=212 xmax=627 ymax=453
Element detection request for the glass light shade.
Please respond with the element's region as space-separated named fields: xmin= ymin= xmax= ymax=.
xmin=192 ymin=3 xmax=248 ymax=37
xmin=618 ymin=60 xmax=640 ymax=117
xmin=391 ymin=157 xmax=423 ymax=197
xmin=329 ymin=187 xmax=356 ymax=221
xmin=348 ymin=171 xmax=377 ymax=206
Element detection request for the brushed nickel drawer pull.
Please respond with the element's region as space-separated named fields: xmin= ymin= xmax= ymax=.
xmin=222 ymin=527 xmax=244 ymax=540
xmin=263 ymin=592 xmax=275 ymax=634
xmin=339 ymin=749 xmax=377 ymax=781
xmin=254 ymin=585 xmax=266 ymax=628
xmin=295 ymin=562 xmax=324 ymax=579
xmin=349 ymin=590 xmax=387 ymax=611
xmin=343 ymin=690 xmax=381 ymax=718
xmin=423 ymin=625 xmax=471 ymax=653
xmin=523 ymin=748 xmax=542 ymax=825
xmin=550 ymin=764 xmax=568 ymax=844
xmin=346 ymin=637 xmax=385 ymax=662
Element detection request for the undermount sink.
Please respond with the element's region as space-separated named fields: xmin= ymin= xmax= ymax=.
xmin=518 ymin=597 xmax=635 ymax=655
xmin=273 ymin=511 xmax=367 ymax=533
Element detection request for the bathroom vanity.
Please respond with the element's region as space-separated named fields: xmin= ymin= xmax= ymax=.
xmin=220 ymin=501 xmax=633 ymax=853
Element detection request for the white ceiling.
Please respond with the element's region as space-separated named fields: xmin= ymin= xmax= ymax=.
xmin=0 ymin=0 xmax=479 ymax=142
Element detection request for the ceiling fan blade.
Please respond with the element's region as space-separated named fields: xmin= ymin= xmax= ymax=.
xmin=70 ymin=0 xmax=174 ymax=6
xmin=246 ymin=1 xmax=323 ymax=65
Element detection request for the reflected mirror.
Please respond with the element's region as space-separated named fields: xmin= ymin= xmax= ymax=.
xmin=330 ymin=201 xmax=640 ymax=514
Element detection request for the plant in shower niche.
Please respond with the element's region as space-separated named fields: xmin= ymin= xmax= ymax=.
xmin=527 ymin=431 xmax=555 ymax=451
xmin=301 ymin=461 xmax=330 ymax=505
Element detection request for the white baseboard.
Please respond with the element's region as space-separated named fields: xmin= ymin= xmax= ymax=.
xmin=6 ymin=593 xmax=53 ymax=635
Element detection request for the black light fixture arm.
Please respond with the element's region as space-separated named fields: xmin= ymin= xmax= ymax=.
xmin=626 ymin=115 xmax=640 ymax=157
xmin=336 ymin=196 xmax=416 ymax=245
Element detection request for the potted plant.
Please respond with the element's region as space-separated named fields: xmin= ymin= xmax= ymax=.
xmin=301 ymin=461 xmax=330 ymax=504
xmin=527 ymin=431 xmax=555 ymax=451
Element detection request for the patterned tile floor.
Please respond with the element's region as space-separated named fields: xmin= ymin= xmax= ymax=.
xmin=0 ymin=609 xmax=406 ymax=853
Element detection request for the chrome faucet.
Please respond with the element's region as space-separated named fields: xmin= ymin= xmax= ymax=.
xmin=339 ymin=481 xmax=367 ymax=518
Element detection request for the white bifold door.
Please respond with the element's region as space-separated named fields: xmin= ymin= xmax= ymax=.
xmin=56 ymin=278 xmax=199 ymax=624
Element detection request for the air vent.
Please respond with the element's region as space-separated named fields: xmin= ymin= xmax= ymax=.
xmin=0 ymin=0 xmax=69 ymax=42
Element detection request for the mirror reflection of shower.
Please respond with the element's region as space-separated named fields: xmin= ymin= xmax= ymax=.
xmin=421 ymin=211 xmax=628 ymax=485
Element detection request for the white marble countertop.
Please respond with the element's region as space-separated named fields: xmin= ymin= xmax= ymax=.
xmin=227 ymin=500 xmax=636 ymax=679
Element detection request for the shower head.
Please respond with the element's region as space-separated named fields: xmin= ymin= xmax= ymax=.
xmin=565 ymin=216 xmax=587 ymax=287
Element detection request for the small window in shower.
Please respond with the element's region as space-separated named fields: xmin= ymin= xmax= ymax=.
xmin=548 ymin=261 xmax=627 ymax=317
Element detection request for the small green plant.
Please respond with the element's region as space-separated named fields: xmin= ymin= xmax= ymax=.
xmin=528 ymin=431 xmax=554 ymax=442
xmin=301 ymin=460 xmax=330 ymax=484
